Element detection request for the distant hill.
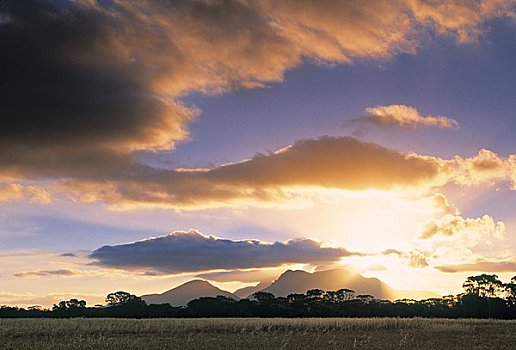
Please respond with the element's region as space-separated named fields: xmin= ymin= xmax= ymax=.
xmin=257 ymin=269 xmax=438 ymax=300
xmin=234 ymin=281 xmax=272 ymax=299
xmin=141 ymin=280 xmax=239 ymax=306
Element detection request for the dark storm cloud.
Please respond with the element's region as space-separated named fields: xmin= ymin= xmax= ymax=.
xmin=0 ymin=0 xmax=193 ymax=178
xmin=90 ymin=230 xmax=352 ymax=273
xmin=0 ymin=0 xmax=297 ymax=179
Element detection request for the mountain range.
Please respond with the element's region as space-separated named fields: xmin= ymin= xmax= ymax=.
xmin=141 ymin=268 xmax=438 ymax=306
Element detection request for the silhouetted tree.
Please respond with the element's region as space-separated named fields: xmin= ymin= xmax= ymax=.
xmin=306 ymin=289 xmax=325 ymax=301
xmin=336 ymin=288 xmax=355 ymax=302
xmin=252 ymin=291 xmax=275 ymax=303
xmin=463 ymin=274 xmax=503 ymax=298
xmin=105 ymin=291 xmax=141 ymax=306
xmin=356 ymin=294 xmax=375 ymax=304
xmin=505 ymin=276 xmax=516 ymax=307
xmin=52 ymin=298 xmax=86 ymax=311
xmin=287 ymin=293 xmax=306 ymax=303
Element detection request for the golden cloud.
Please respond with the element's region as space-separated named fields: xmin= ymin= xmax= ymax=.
xmin=60 ymin=137 xmax=440 ymax=209
xmin=363 ymin=105 xmax=459 ymax=129
xmin=407 ymin=0 xmax=516 ymax=43
xmin=13 ymin=268 xmax=93 ymax=278
xmin=0 ymin=183 xmax=52 ymax=204
xmin=400 ymin=211 xmax=509 ymax=271
xmin=418 ymin=214 xmax=505 ymax=240
xmin=49 ymin=136 xmax=515 ymax=210
xmin=408 ymin=250 xmax=430 ymax=268
xmin=447 ymin=149 xmax=510 ymax=186
xmin=432 ymin=193 xmax=460 ymax=215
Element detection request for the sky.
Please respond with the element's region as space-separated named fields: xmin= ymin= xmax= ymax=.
xmin=1 ymin=0 xmax=516 ymax=307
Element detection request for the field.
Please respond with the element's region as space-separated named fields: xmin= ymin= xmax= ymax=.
xmin=1 ymin=318 xmax=515 ymax=350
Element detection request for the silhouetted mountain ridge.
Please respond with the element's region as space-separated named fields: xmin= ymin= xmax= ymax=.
xmin=257 ymin=268 xmax=392 ymax=299
xmin=258 ymin=268 xmax=438 ymax=300
xmin=141 ymin=269 xmax=438 ymax=305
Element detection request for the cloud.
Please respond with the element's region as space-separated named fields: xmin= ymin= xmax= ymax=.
xmin=0 ymin=0 xmax=197 ymax=180
xmin=398 ymin=212 xmax=508 ymax=271
xmin=0 ymin=0 xmax=513 ymax=182
xmin=361 ymin=105 xmax=459 ymax=129
xmin=435 ymin=259 xmax=516 ymax=273
xmin=56 ymin=136 xmax=516 ymax=210
xmin=90 ymin=229 xmax=354 ymax=274
xmin=382 ymin=249 xmax=405 ymax=256
xmin=449 ymin=149 xmax=510 ymax=186
xmin=418 ymin=214 xmax=505 ymax=240
xmin=417 ymin=148 xmax=515 ymax=190
xmin=408 ymin=250 xmax=430 ymax=268
xmin=260 ymin=0 xmax=514 ymax=62
xmin=61 ymin=136 xmax=440 ymax=209
xmin=510 ymin=155 xmax=516 ymax=189
xmin=0 ymin=1 xmax=514 ymax=209
xmin=377 ymin=204 xmax=509 ymax=271
xmin=13 ymin=269 xmax=82 ymax=278
xmin=432 ymin=193 xmax=460 ymax=215
xmin=0 ymin=183 xmax=51 ymax=204
xmin=407 ymin=0 xmax=516 ymax=43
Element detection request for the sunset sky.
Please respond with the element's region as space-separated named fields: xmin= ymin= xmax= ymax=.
xmin=1 ymin=0 xmax=516 ymax=307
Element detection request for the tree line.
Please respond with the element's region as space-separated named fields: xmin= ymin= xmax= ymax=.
xmin=1 ymin=274 xmax=515 ymax=318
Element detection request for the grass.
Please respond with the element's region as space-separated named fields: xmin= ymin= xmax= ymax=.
xmin=1 ymin=318 xmax=515 ymax=349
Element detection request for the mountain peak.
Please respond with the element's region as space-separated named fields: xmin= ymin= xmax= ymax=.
xmin=141 ymin=279 xmax=238 ymax=306
xmin=261 ymin=268 xmax=392 ymax=299
xmin=181 ymin=279 xmax=213 ymax=287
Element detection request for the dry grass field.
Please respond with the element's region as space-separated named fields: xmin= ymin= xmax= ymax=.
xmin=1 ymin=318 xmax=515 ymax=350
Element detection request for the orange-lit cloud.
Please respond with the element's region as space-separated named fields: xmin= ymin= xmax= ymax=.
xmin=0 ymin=1 xmax=514 ymax=213
xmin=432 ymin=193 xmax=460 ymax=215
xmin=362 ymin=104 xmax=459 ymax=129
xmin=0 ymin=183 xmax=51 ymax=204
xmin=407 ymin=0 xmax=516 ymax=43
xmin=408 ymin=250 xmax=430 ymax=268
xmin=418 ymin=214 xmax=505 ymax=240
xmin=393 ymin=210 xmax=510 ymax=274
xmin=12 ymin=268 xmax=105 ymax=279
xmin=1 ymin=0 xmax=514 ymax=182
xmin=51 ymin=137 xmax=515 ymax=210
xmin=60 ymin=137 xmax=440 ymax=209
xmin=511 ymin=155 xmax=516 ymax=189
xmin=447 ymin=149 xmax=510 ymax=186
